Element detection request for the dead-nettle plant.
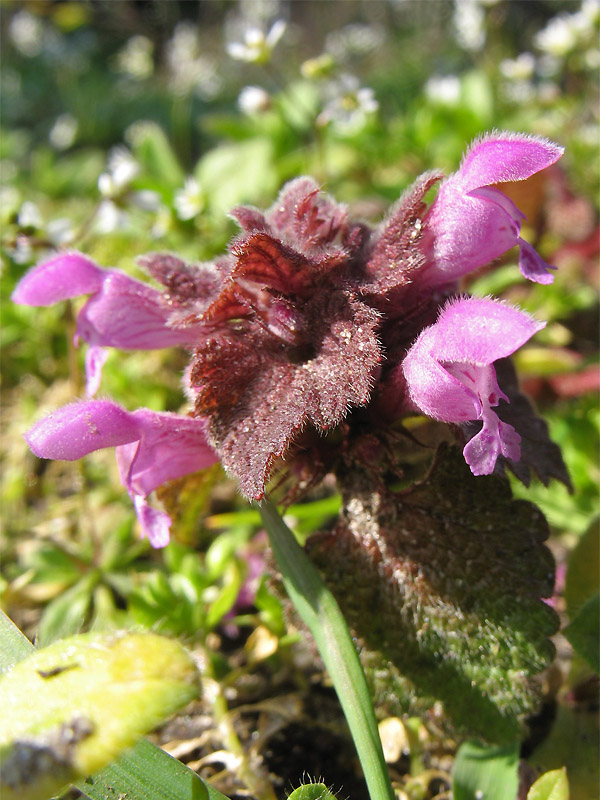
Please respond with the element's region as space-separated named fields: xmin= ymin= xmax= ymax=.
xmin=14 ymin=132 xmax=571 ymax=772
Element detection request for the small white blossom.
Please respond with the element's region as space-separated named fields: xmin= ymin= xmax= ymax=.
xmin=49 ymin=113 xmax=78 ymax=150
xmin=18 ymin=202 xmax=43 ymax=230
xmin=499 ymin=52 xmax=536 ymax=81
xmin=9 ymin=11 xmax=43 ymax=58
xmin=425 ymin=75 xmax=461 ymax=106
xmin=227 ymin=19 xmax=286 ymax=64
xmin=174 ymin=178 xmax=204 ymax=221
xmin=453 ymin=0 xmax=486 ymax=52
xmin=47 ymin=218 xmax=75 ymax=247
xmin=94 ymin=200 xmax=128 ymax=234
xmin=238 ymin=85 xmax=271 ymax=114
xmin=325 ymin=23 xmax=386 ymax=61
xmin=152 ymin=206 xmax=173 ymax=239
xmin=131 ymin=190 xmax=162 ymax=212
xmin=10 ymin=235 xmax=34 ymax=265
xmin=116 ymin=35 xmax=154 ymax=80
xmin=502 ymin=79 xmax=536 ymax=105
xmin=165 ymin=23 xmax=222 ymax=98
xmin=317 ymin=75 xmax=378 ymax=133
xmin=98 ymin=147 xmax=140 ymax=197
xmin=534 ymin=14 xmax=578 ymax=57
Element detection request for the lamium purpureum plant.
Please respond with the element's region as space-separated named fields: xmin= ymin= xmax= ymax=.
xmin=13 ymin=132 xmax=570 ymax=765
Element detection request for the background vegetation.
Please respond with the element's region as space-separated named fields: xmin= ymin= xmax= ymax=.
xmin=1 ymin=1 xmax=598 ymax=799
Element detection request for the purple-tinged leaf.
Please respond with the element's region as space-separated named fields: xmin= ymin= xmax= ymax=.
xmin=307 ymin=446 xmax=558 ymax=742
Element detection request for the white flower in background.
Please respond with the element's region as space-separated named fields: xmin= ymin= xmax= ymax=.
xmin=499 ymin=53 xmax=536 ymax=104
xmin=500 ymin=52 xmax=536 ymax=81
xmin=325 ymin=23 xmax=386 ymax=62
xmin=174 ymin=178 xmax=204 ymax=221
xmin=10 ymin=235 xmax=34 ymax=265
xmin=47 ymin=219 xmax=75 ymax=247
xmin=98 ymin=147 xmax=140 ymax=198
xmin=584 ymin=47 xmax=600 ymax=69
xmin=571 ymin=0 xmax=600 ymax=34
xmin=227 ymin=19 xmax=286 ymax=63
xmin=534 ymin=14 xmax=578 ymax=57
xmin=152 ymin=206 xmax=173 ymax=239
xmin=131 ymin=190 xmax=162 ymax=212
xmin=238 ymin=85 xmax=271 ymax=114
xmin=94 ymin=201 xmax=128 ymax=234
xmin=49 ymin=113 xmax=78 ymax=150
xmin=9 ymin=10 xmax=43 ymax=58
xmin=425 ymin=74 xmax=461 ymax=106
xmin=116 ymin=35 xmax=154 ymax=80
xmin=502 ymin=79 xmax=536 ymax=105
xmin=18 ymin=202 xmax=43 ymax=230
xmin=165 ymin=23 xmax=222 ymax=98
xmin=317 ymin=74 xmax=378 ymax=133
xmin=453 ymin=0 xmax=486 ymax=51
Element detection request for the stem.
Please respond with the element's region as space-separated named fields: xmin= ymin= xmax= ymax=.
xmin=259 ymin=501 xmax=395 ymax=800
xmin=202 ymin=645 xmax=277 ymax=800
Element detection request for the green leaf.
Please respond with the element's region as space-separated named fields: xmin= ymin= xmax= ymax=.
xmin=77 ymin=737 xmax=230 ymax=800
xmin=128 ymin=121 xmax=185 ymax=189
xmin=565 ymin=518 xmax=600 ymax=618
xmin=453 ymin=740 xmax=520 ymax=800
xmin=528 ymin=706 xmax=597 ymax=800
xmin=563 ymin=593 xmax=600 ymax=674
xmin=37 ymin=573 xmax=99 ymax=646
xmin=0 ymin=631 xmax=198 ymax=800
xmin=0 ymin=610 xmax=34 ymax=674
xmin=527 ymin=768 xmax=569 ymax=800
xmin=205 ymin=561 xmax=244 ymax=629
xmin=307 ymin=446 xmax=558 ymax=742
xmin=196 ymin=138 xmax=277 ymax=214
xmin=287 ymin=782 xmax=339 ymax=800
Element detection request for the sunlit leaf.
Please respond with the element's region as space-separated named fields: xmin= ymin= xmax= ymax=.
xmin=527 ymin=767 xmax=569 ymax=800
xmin=0 ymin=631 xmax=198 ymax=800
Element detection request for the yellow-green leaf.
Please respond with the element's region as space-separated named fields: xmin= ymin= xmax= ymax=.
xmin=527 ymin=768 xmax=569 ymax=800
xmin=0 ymin=631 xmax=198 ymax=800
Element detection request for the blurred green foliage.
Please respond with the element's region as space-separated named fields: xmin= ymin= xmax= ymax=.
xmin=1 ymin=1 xmax=598 ymax=797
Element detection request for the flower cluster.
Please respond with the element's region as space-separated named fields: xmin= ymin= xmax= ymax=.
xmin=13 ymin=132 xmax=563 ymax=546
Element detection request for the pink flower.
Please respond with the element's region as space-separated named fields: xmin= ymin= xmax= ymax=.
xmin=402 ymin=296 xmax=545 ymax=475
xmin=25 ymin=400 xmax=218 ymax=546
xmin=421 ymin=132 xmax=564 ymax=286
xmin=12 ymin=252 xmax=196 ymax=396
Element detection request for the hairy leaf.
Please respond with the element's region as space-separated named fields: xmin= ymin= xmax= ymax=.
xmin=307 ymin=445 xmax=558 ymax=741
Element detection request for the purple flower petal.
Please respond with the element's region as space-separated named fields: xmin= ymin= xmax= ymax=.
xmin=12 ymin=252 xmax=105 ymax=306
xmin=75 ymin=271 xmax=194 ymax=350
xmin=13 ymin=253 xmax=196 ymax=396
xmin=25 ymin=400 xmax=142 ymax=460
xmin=456 ymin=131 xmax=564 ymax=193
xmin=402 ymin=296 xmax=545 ymax=474
xmin=421 ymin=132 xmax=563 ymax=286
xmin=116 ymin=410 xmax=217 ymax=496
xmin=85 ymin=346 xmax=109 ymax=397
xmin=25 ymin=400 xmax=218 ymax=546
xmin=133 ymin=496 xmax=172 ymax=548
